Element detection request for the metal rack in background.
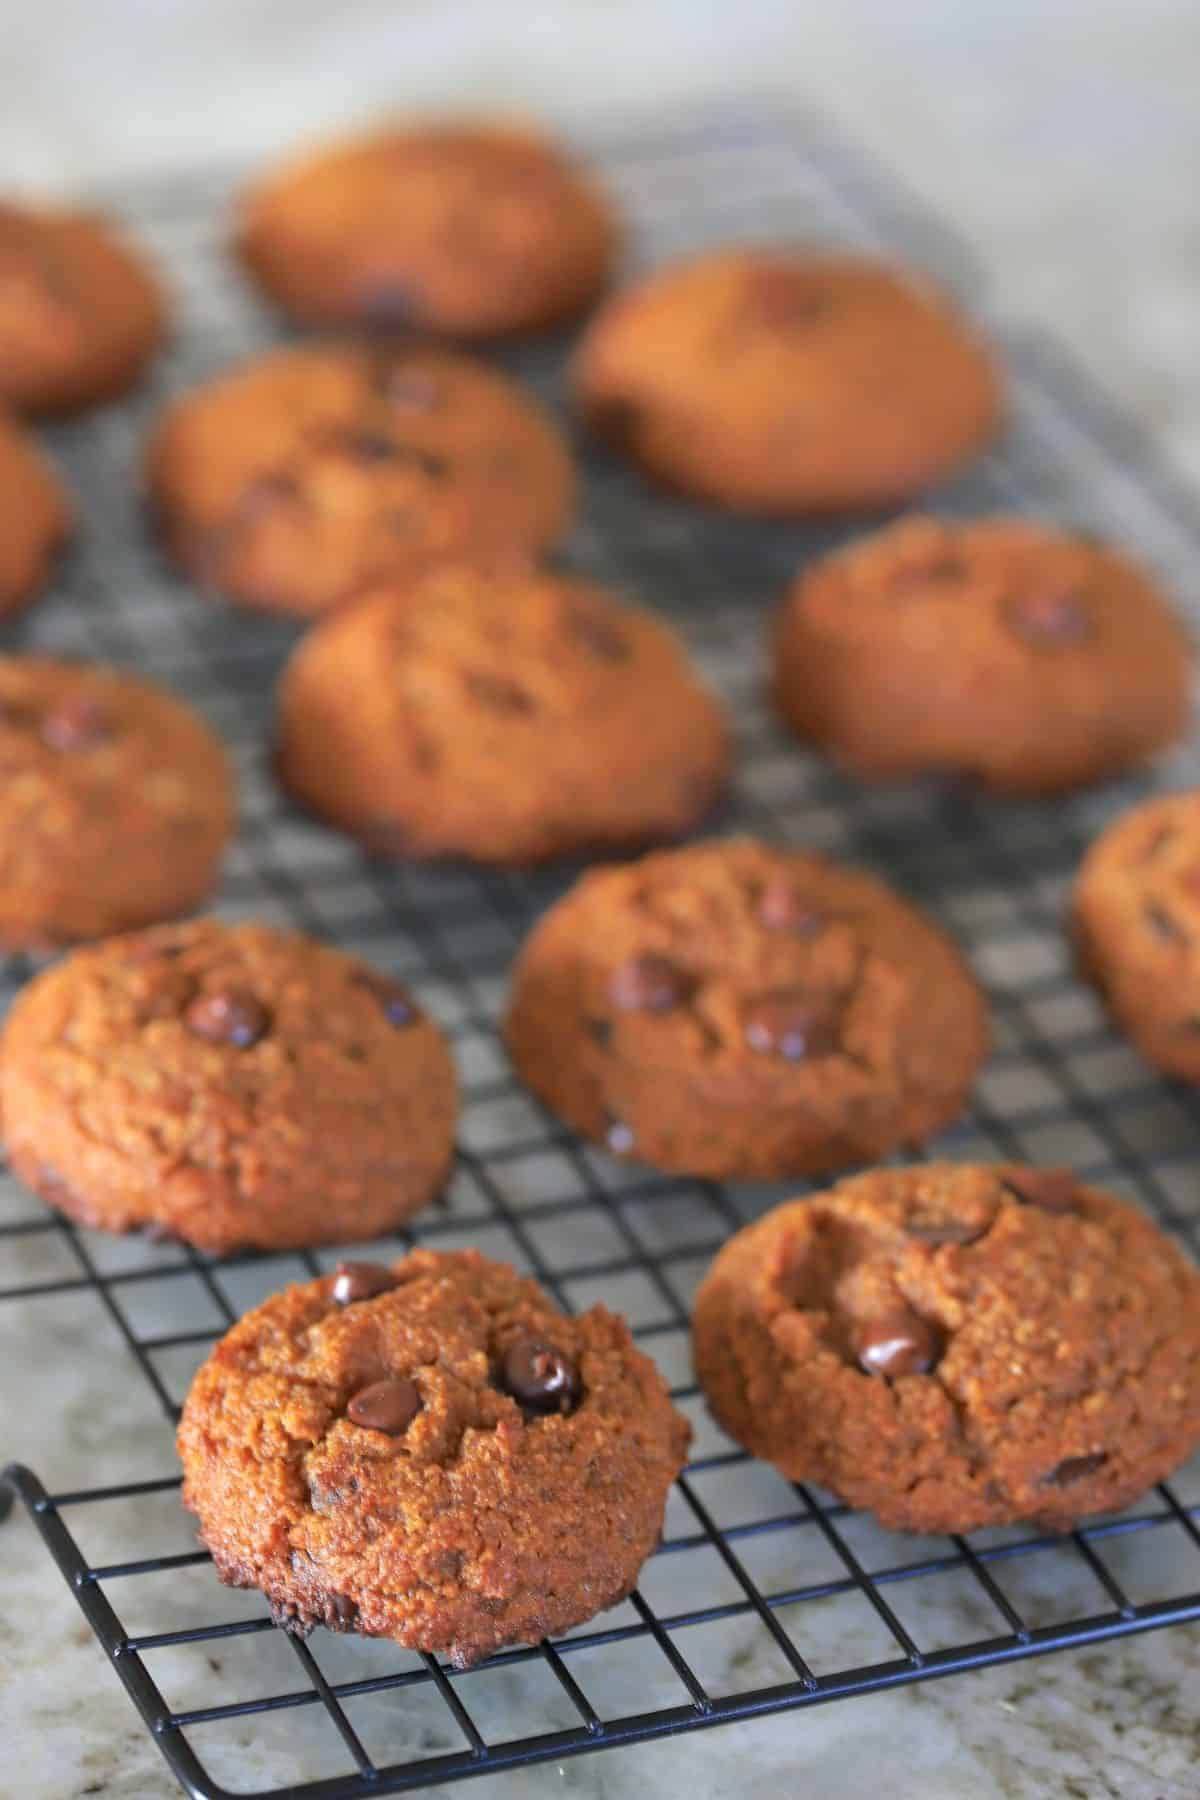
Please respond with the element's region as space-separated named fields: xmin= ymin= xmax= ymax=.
xmin=2 ymin=96 xmax=1200 ymax=1800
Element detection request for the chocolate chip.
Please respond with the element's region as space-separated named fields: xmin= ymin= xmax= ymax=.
xmin=1005 ymin=587 xmax=1090 ymax=645
xmin=184 ymin=987 xmax=269 ymax=1048
xmin=853 ymin=1308 xmax=941 ymax=1379
xmin=331 ymin=1260 xmax=401 ymax=1306
xmin=1040 ymin=1451 xmax=1108 ymax=1486
xmin=586 ymin=1017 xmax=613 ymax=1047
xmin=1003 ymin=1167 xmax=1078 ymax=1213
xmin=335 ymin=428 xmax=401 ymax=463
xmin=1145 ymin=903 xmax=1186 ymax=944
xmin=327 ymin=1593 xmax=358 ymax=1628
xmin=741 ymin=269 xmax=830 ymax=329
xmin=388 ymin=366 xmax=441 ymax=411
xmin=41 ymin=693 xmax=112 ymax=752
xmin=888 ymin=553 xmax=967 ymax=595
xmin=565 ymin=606 xmax=630 ymax=663
xmin=500 ymin=1339 xmax=582 ymax=1415
xmin=465 ymin=671 xmax=536 ymax=714
xmin=759 ymin=878 xmax=824 ymax=934
xmin=742 ymin=990 xmax=839 ymax=1060
xmin=907 ymin=1220 xmax=987 ymax=1247
xmin=354 ymin=971 xmax=417 ymax=1028
xmin=357 ymin=279 xmax=425 ymax=331
xmin=608 ymin=953 xmax=689 ymax=1014
xmin=346 ymin=1377 xmax=422 ymax=1434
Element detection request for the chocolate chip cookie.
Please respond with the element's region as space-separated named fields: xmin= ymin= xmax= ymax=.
xmin=177 ymin=1247 xmax=689 ymax=1665
xmin=236 ymin=120 xmax=618 ymax=338
xmin=0 ymin=417 xmax=71 ymax=617
xmin=504 ymin=838 xmax=988 ymax=1178
xmin=773 ymin=517 xmax=1192 ymax=794
xmin=574 ymin=248 xmax=1001 ymax=512
xmin=0 ymin=199 xmax=165 ymax=415
xmin=147 ymin=344 xmax=575 ymax=617
xmin=1 ymin=920 xmax=458 ymax=1251
xmin=0 ymin=658 xmax=231 ymax=948
xmin=276 ymin=561 xmax=730 ymax=863
xmin=693 ymin=1163 xmax=1200 ymax=1533
xmin=1073 ymin=790 xmax=1200 ymax=1079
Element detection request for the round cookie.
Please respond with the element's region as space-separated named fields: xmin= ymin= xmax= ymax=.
xmin=1 ymin=920 xmax=459 ymax=1252
xmin=1073 ymin=790 xmax=1200 ymax=1080
xmin=773 ymin=517 xmax=1192 ymax=795
xmin=503 ymin=838 xmax=988 ymax=1179
xmin=147 ymin=344 xmax=576 ymax=616
xmin=0 ymin=417 xmax=71 ymax=618
xmin=177 ymin=1247 xmax=690 ymax=1665
xmin=573 ymin=248 xmax=1001 ymax=512
xmin=0 ymin=200 xmax=164 ymax=415
xmin=276 ymin=562 xmax=730 ymax=863
xmin=0 ymin=658 xmax=231 ymax=948
xmin=693 ymin=1163 xmax=1200 ymax=1534
xmin=236 ymin=120 xmax=618 ymax=338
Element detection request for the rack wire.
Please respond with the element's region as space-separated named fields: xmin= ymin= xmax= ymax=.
xmin=2 ymin=95 xmax=1200 ymax=1800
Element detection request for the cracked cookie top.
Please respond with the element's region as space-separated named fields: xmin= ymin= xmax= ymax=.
xmin=693 ymin=1163 xmax=1200 ymax=1533
xmin=146 ymin=343 xmax=575 ymax=616
xmin=177 ymin=1247 xmax=690 ymax=1667
xmin=0 ymin=919 xmax=459 ymax=1252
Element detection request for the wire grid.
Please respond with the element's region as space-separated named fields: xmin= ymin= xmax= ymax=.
xmin=2 ymin=95 xmax=1200 ymax=1800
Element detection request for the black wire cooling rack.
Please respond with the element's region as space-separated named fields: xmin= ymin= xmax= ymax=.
xmin=3 ymin=95 xmax=1200 ymax=1800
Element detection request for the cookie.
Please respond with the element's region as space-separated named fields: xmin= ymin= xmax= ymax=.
xmin=276 ymin=561 xmax=730 ymax=863
xmin=1072 ymin=790 xmax=1200 ymax=1079
xmin=573 ymin=248 xmax=1001 ymax=512
xmin=0 ymin=417 xmax=71 ymax=618
xmin=1 ymin=920 xmax=458 ymax=1252
xmin=147 ymin=344 xmax=576 ymax=616
xmin=773 ymin=517 xmax=1192 ymax=795
xmin=503 ymin=838 xmax=988 ymax=1179
xmin=236 ymin=120 xmax=617 ymax=338
xmin=0 ymin=200 xmax=165 ymax=415
xmin=177 ymin=1247 xmax=689 ymax=1665
xmin=693 ymin=1163 xmax=1200 ymax=1534
xmin=0 ymin=658 xmax=231 ymax=948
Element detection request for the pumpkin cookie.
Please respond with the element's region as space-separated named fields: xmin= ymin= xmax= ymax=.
xmin=0 ymin=658 xmax=231 ymax=948
xmin=147 ymin=343 xmax=575 ymax=617
xmin=276 ymin=561 xmax=730 ymax=863
xmin=773 ymin=517 xmax=1191 ymax=794
xmin=574 ymin=248 xmax=1001 ymax=511
xmin=0 ymin=417 xmax=71 ymax=618
xmin=236 ymin=120 xmax=618 ymax=338
xmin=1 ymin=920 xmax=458 ymax=1252
xmin=0 ymin=199 xmax=165 ymax=415
xmin=503 ymin=838 xmax=988 ymax=1178
xmin=693 ymin=1164 xmax=1200 ymax=1534
xmin=177 ymin=1248 xmax=689 ymax=1666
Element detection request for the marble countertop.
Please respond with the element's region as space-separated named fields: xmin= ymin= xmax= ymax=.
xmin=3 ymin=4 xmax=1200 ymax=1797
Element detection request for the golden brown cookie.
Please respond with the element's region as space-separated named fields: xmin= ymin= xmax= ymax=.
xmin=0 ymin=658 xmax=231 ymax=948
xmin=0 ymin=920 xmax=459 ymax=1253
xmin=236 ymin=120 xmax=618 ymax=337
xmin=693 ymin=1164 xmax=1200 ymax=1534
xmin=503 ymin=838 xmax=988 ymax=1179
xmin=574 ymin=248 xmax=1001 ymax=512
xmin=0 ymin=200 xmax=165 ymax=415
xmin=1073 ymin=791 xmax=1200 ymax=1079
xmin=276 ymin=561 xmax=730 ymax=863
xmin=0 ymin=416 xmax=71 ymax=617
xmin=177 ymin=1248 xmax=689 ymax=1665
xmin=772 ymin=517 xmax=1192 ymax=794
xmin=147 ymin=344 xmax=576 ymax=616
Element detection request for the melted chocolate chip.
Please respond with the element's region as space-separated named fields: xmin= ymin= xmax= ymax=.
xmin=741 ymin=269 xmax=830 ymax=329
xmin=1003 ymin=1167 xmax=1079 ymax=1214
xmin=890 ymin=552 xmax=966 ymax=592
xmin=500 ymin=1339 xmax=582 ymax=1415
xmin=357 ymin=279 xmax=425 ymax=331
xmin=1145 ymin=902 xmax=1187 ymax=944
xmin=346 ymin=1377 xmax=422 ymax=1434
xmin=608 ymin=953 xmax=689 ymax=1014
xmin=331 ymin=1260 xmax=401 ymax=1306
xmin=388 ymin=366 xmax=442 ymax=411
xmin=759 ymin=878 xmax=823 ymax=934
xmin=853 ymin=1308 xmax=941 ymax=1379
xmin=1040 ymin=1451 xmax=1108 ymax=1486
xmin=565 ymin=606 xmax=630 ymax=662
xmin=907 ymin=1220 xmax=987 ymax=1247
xmin=586 ymin=1016 xmax=613 ymax=1047
xmin=465 ymin=671 xmax=536 ymax=714
xmin=41 ymin=693 xmax=112 ymax=752
xmin=354 ymin=971 xmax=417 ymax=1028
xmin=1005 ymin=587 xmax=1090 ymax=645
xmin=335 ymin=428 xmax=402 ymax=464
xmin=742 ymin=990 xmax=839 ymax=1060
xmin=184 ymin=987 xmax=270 ymax=1049
xmin=327 ymin=1593 xmax=358 ymax=1628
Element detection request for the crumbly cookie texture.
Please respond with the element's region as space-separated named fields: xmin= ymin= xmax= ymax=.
xmin=773 ymin=516 xmax=1192 ymax=794
xmin=504 ymin=837 xmax=988 ymax=1179
xmin=0 ymin=419 xmax=72 ymax=618
xmin=693 ymin=1163 xmax=1200 ymax=1533
xmin=147 ymin=343 xmax=575 ymax=616
xmin=178 ymin=1249 xmax=690 ymax=1667
xmin=574 ymin=248 xmax=1000 ymax=511
xmin=276 ymin=560 xmax=730 ymax=863
xmin=0 ymin=919 xmax=458 ymax=1252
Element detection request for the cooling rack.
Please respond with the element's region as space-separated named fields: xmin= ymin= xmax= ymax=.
xmin=2 ymin=94 xmax=1200 ymax=1800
